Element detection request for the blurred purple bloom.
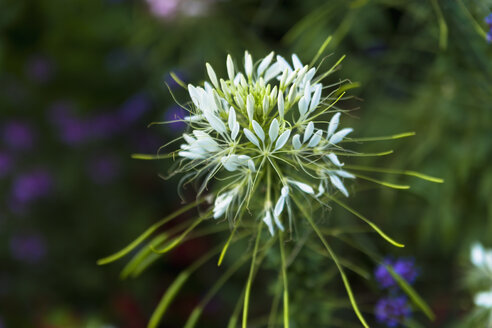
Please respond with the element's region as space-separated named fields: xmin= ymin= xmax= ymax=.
xmin=60 ymin=118 xmax=90 ymax=145
xmin=119 ymin=93 xmax=152 ymax=125
xmin=375 ymin=296 xmax=411 ymax=327
xmin=165 ymin=105 xmax=187 ymax=132
xmin=487 ymin=30 xmax=492 ymax=44
xmin=132 ymin=132 xmax=162 ymax=153
xmin=10 ymin=233 xmax=47 ymax=264
xmin=25 ymin=55 xmax=54 ymax=83
xmin=485 ymin=14 xmax=492 ymax=26
xmin=0 ymin=152 xmax=13 ymax=177
xmin=2 ymin=121 xmax=35 ymax=151
xmin=11 ymin=169 xmax=53 ymax=205
xmin=48 ymin=101 xmax=76 ymax=125
xmin=89 ymin=112 xmax=121 ymax=139
xmin=375 ymin=258 xmax=418 ymax=289
xmin=146 ymin=0 xmax=180 ymax=18
xmin=87 ymin=155 xmax=121 ymax=185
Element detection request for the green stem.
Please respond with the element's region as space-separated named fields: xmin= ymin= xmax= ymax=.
xmin=242 ymin=222 xmax=263 ymax=328
xmin=97 ymin=198 xmax=206 ymax=265
xmin=279 ymin=232 xmax=290 ymax=328
xmin=291 ymin=194 xmax=369 ymax=328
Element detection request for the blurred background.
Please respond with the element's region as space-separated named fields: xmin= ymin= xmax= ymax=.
xmin=0 ymin=0 xmax=491 ymax=327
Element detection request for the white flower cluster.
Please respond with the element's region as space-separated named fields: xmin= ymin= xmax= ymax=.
xmin=178 ymin=51 xmax=356 ymax=235
xmin=470 ymin=243 xmax=492 ymax=308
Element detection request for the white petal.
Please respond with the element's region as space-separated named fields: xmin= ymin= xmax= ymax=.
xmin=329 ymin=174 xmax=349 ymax=197
xmin=309 ymin=84 xmax=322 ymax=112
xmin=329 ymin=128 xmax=353 ymax=144
xmin=274 ymin=129 xmax=291 ymax=151
xmin=278 ymin=93 xmax=285 ymax=119
xmin=287 ymin=84 xmax=296 ymax=104
xmin=268 ymin=118 xmax=279 ymax=142
xmin=226 ymin=55 xmax=235 ymax=81
xmin=276 ymin=55 xmax=292 ymax=73
xmin=307 ymin=129 xmax=323 ymax=147
xmin=298 ymin=96 xmax=308 ymax=117
xmin=237 ymin=155 xmax=251 ymax=162
xmin=231 ymin=121 xmax=240 ymax=140
xmin=316 ymin=183 xmax=325 ymax=197
xmin=474 ymin=291 xmax=492 ymax=307
xmin=303 ymin=122 xmax=314 ymax=143
xmin=213 ymin=193 xmax=234 ymax=219
xmin=327 ymin=112 xmax=341 ymax=137
xmin=264 ymin=62 xmax=281 ymax=83
xmin=228 ymin=107 xmax=236 ymax=131
xmin=285 ymin=68 xmax=299 ymax=87
xmin=263 ymin=211 xmax=275 ymax=236
xmin=247 ymin=94 xmax=255 ymax=122
xmin=196 ymin=138 xmax=220 ymax=152
xmin=281 ymin=185 xmax=289 ymax=197
xmin=279 ymin=68 xmax=289 ymax=87
xmin=183 ymin=133 xmax=195 ymax=144
xmin=204 ymin=112 xmax=226 ymax=134
xmin=291 ymin=54 xmax=303 ymax=70
xmin=183 ymin=115 xmax=203 ymax=122
xmin=221 ymin=156 xmax=239 ymax=172
xmin=234 ymin=95 xmax=245 ymax=109
xmin=257 ymin=51 xmax=274 ymax=76
xmin=304 ymin=68 xmax=316 ymax=84
xmin=304 ymin=82 xmax=312 ymax=104
xmin=260 ymin=96 xmax=267 ymax=115
xmin=252 ymin=120 xmax=265 ymax=142
xmin=471 ymin=243 xmax=485 ymax=267
xmin=244 ymin=128 xmax=261 ymax=149
xmin=335 ymin=170 xmax=355 ymax=179
xmin=206 ymin=63 xmax=219 ymax=88
xmin=270 ymin=86 xmax=278 ymax=101
xmin=274 ymin=196 xmax=286 ymax=218
xmin=292 ymin=134 xmax=302 ymax=149
xmin=273 ymin=213 xmax=285 ymax=231
xmin=188 ymin=85 xmax=200 ymax=107
xmin=233 ymin=73 xmax=242 ymax=86
xmin=248 ymin=159 xmax=256 ymax=172
xmin=244 ymin=51 xmax=253 ymax=78
xmin=178 ymin=151 xmax=204 ymax=160
xmin=327 ymin=153 xmax=344 ymax=167
xmin=289 ymin=180 xmax=314 ymax=194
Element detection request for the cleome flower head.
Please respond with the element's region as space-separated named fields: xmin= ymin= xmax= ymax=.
xmin=100 ymin=45 xmax=443 ymax=328
xmin=178 ymin=51 xmax=356 ymax=235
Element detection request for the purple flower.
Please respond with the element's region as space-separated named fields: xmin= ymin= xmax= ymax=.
xmin=89 ymin=112 xmax=122 ymax=139
xmin=0 ymin=152 xmax=13 ymax=177
xmin=146 ymin=0 xmax=180 ymax=18
xmin=131 ymin=132 xmax=162 ymax=153
xmin=11 ymin=169 xmax=53 ymax=205
xmin=25 ymin=55 xmax=54 ymax=84
xmin=375 ymin=258 xmax=418 ymax=289
xmin=165 ymin=105 xmax=187 ymax=132
xmin=485 ymin=13 xmax=492 ymax=26
xmin=487 ymin=30 xmax=492 ymax=44
xmin=2 ymin=121 xmax=35 ymax=151
xmin=119 ymin=93 xmax=152 ymax=125
xmin=10 ymin=233 xmax=47 ymax=264
xmin=87 ymin=155 xmax=121 ymax=185
xmin=375 ymin=296 xmax=411 ymax=327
